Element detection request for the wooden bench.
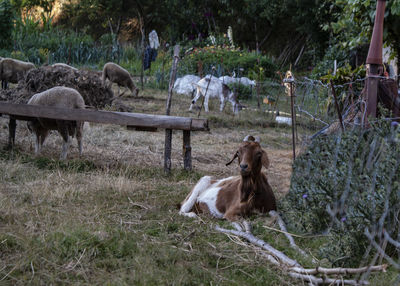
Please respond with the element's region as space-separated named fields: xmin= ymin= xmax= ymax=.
xmin=0 ymin=102 xmax=209 ymax=172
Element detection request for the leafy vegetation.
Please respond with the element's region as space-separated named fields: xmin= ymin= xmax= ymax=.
xmin=279 ymin=122 xmax=400 ymax=267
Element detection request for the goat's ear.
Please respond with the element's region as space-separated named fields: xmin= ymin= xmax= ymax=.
xmin=226 ymin=151 xmax=238 ymax=166
xmin=261 ymin=150 xmax=270 ymax=169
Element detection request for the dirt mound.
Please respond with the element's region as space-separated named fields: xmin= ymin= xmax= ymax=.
xmin=0 ymin=65 xmax=114 ymax=109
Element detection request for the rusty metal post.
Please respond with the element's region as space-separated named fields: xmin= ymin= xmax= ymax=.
xmin=365 ymin=0 xmax=386 ymax=123
xmin=330 ymin=80 xmax=344 ymax=132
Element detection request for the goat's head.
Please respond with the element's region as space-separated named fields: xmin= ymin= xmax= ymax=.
xmin=226 ymin=135 xmax=270 ymax=177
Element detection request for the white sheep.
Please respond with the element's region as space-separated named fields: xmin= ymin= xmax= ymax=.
xmin=173 ymin=75 xmax=200 ymax=97
xmin=0 ymin=58 xmax=35 ymax=88
xmin=102 ymin=62 xmax=139 ymax=97
xmin=51 ymin=63 xmax=78 ymax=71
xmin=27 ymin=86 xmax=85 ymax=160
xmin=189 ymin=76 xmax=242 ymax=114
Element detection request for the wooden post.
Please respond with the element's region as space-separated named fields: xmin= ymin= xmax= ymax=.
xmin=164 ymin=45 xmax=180 ymax=173
xmin=183 ymin=130 xmax=192 ymax=170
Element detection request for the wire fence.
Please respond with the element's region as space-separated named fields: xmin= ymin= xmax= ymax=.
xmin=271 ymin=74 xmax=400 ymax=284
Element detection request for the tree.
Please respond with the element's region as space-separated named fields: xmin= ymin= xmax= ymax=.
xmin=0 ymin=0 xmax=14 ymax=49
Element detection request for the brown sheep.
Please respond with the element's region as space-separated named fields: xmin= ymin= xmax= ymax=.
xmin=0 ymin=58 xmax=35 ymax=89
xmin=179 ymin=135 xmax=276 ymax=221
xmin=102 ymin=62 xmax=139 ymax=97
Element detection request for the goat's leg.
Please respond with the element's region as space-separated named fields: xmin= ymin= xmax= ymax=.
xmin=230 ymin=99 xmax=239 ymax=114
xmin=204 ymin=95 xmax=210 ymax=113
xmin=179 ymin=176 xmax=213 ymax=218
xmin=189 ymin=89 xmax=202 ymax=111
xmin=219 ymin=97 xmax=226 ymax=112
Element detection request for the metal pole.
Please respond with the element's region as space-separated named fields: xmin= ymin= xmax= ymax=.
xmin=289 ymin=80 xmax=296 ymax=160
xmin=365 ymin=0 xmax=386 ymax=124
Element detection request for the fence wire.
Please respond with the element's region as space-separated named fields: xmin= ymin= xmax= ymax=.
xmin=268 ymin=75 xmax=400 ymax=284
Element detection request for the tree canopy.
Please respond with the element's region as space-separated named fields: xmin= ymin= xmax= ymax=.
xmin=2 ymin=0 xmax=400 ymax=71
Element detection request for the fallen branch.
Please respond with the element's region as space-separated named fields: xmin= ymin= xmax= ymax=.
xmin=269 ymin=210 xmax=312 ymax=261
xmin=289 ymin=264 xmax=387 ymax=275
xmin=215 ymin=225 xmax=387 ymax=285
xmin=288 ymin=272 xmax=369 ymax=286
xmin=215 ymin=225 xmax=301 ymax=268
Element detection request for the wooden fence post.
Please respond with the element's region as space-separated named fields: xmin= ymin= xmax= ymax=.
xmin=183 ymin=130 xmax=192 ymax=170
xmin=164 ymin=45 xmax=180 ymax=173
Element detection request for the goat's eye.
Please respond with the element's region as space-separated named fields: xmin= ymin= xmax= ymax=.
xmin=256 ymin=152 xmax=262 ymax=157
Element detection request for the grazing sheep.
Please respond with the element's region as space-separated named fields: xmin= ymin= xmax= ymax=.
xmin=102 ymin=62 xmax=139 ymax=97
xmin=0 ymin=58 xmax=35 ymax=89
xmin=52 ymin=63 xmax=78 ymax=71
xmin=27 ymin=86 xmax=85 ymax=160
xmin=173 ymin=75 xmax=200 ymax=97
xmin=179 ymin=135 xmax=276 ymax=221
xmin=189 ymin=76 xmax=243 ymax=114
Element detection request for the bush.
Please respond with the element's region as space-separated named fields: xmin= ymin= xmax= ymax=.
xmin=279 ymin=121 xmax=400 ymax=267
xmin=180 ymin=45 xmax=277 ymax=79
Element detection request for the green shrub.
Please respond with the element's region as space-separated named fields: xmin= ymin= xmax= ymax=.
xmin=279 ymin=121 xmax=400 ymax=267
xmin=180 ymin=45 xmax=277 ymax=79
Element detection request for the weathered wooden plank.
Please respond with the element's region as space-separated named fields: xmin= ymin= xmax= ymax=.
xmin=0 ymin=102 xmax=208 ymax=131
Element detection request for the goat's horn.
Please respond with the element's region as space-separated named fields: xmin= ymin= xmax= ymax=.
xmin=243 ymin=135 xmax=255 ymax=142
xmin=255 ymin=136 xmax=260 ymax=143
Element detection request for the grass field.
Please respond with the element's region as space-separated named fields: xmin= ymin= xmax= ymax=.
xmin=0 ymin=87 xmax=395 ymax=285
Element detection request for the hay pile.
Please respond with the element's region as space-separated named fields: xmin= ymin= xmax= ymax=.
xmin=0 ymin=65 xmax=114 ymax=109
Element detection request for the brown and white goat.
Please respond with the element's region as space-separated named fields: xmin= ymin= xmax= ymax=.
xmin=179 ymin=135 xmax=276 ymax=221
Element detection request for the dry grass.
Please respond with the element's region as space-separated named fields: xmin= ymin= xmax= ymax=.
xmin=2 ymin=88 xmax=392 ymax=285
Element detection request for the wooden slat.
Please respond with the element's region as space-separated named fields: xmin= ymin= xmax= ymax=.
xmin=0 ymin=102 xmax=209 ymax=131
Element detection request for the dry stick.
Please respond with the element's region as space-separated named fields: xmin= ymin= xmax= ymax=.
xmin=269 ymin=211 xmax=314 ymax=262
xmin=197 ymin=68 xmax=215 ymax=118
xmin=365 ymin=228 xmax=400 ymax=269
xmin=289 ymin=264 xmax=387 ymax=276
xmin=288 ymin=272 xmax=369 ymax=286
xmin=330 ymin=80 xmax=344 ymax=131
xmin=383 ymin=230 xmax=400 ymax=249
xmin=215 ymin=225 xmax=301 ymax=267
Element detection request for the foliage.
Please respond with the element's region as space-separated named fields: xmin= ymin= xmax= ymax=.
xmin=317 ymin=0 xmax=400 ymax=77
xmin=0 ymin=0 xmax=14 ymax=49
xmin=180 ymin=45 xmax=277 ymax=79
xmin=279 ymin=122 xmax=400 ymax=267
